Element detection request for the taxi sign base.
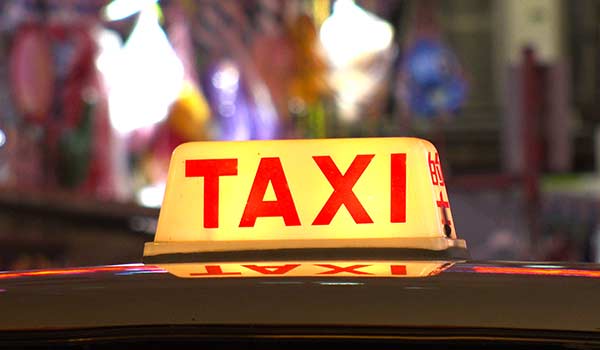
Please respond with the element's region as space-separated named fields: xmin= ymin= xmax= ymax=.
xmin=143 ymin=237 xmax=468 ymax=263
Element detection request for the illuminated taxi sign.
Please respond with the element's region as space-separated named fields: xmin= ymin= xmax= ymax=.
xmin=144 ymin=138 xmax=465 ymax=258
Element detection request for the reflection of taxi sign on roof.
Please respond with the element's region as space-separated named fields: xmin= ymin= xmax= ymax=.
xmin=157 ymin=261 xmax=455 ymax=278
xmin=143 ymin=138 xmax=468 ymax=264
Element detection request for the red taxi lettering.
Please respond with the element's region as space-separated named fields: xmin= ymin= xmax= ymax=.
xmin=390 ymin=153 xmax=407 ymax=223
xmin=312 ymin=155 xmax=374 ymax=225
xmin=242 ymin=264 xmax=301 ymax=274
xmin=436 ymin=191 xmax=450 ymax=209
xmin=186 ymin=159 xmax=238 ymax=228
xmin=187 ymin=153 xmax=410 ymax=229
xmin=316 ymin=264 xmax=373 ymax=275
xmin=239 ymin=158 xmax=301 ymax=227
xmin=190 ymin=265 xmax=242 ymax=276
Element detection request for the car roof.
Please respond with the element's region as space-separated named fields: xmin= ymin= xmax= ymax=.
xmin=0 ymin=260 xmax=599 ymax=333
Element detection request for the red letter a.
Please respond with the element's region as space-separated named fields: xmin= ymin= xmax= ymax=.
xmin=239 ymin=158 xmax=301 ymax=227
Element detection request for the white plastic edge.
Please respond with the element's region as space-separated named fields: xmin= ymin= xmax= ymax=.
xmin=143 ymin=237 xmax=467 ymax=257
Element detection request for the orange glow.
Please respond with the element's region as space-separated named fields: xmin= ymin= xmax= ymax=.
xmin=0 ymin=264 xmax=165 ymax=280
xmin=470 ymin=266 xmax=600 ymax=278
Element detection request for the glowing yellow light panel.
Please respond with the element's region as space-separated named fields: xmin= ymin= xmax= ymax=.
xmin=144 ymin=138 xmax=464 ymax=257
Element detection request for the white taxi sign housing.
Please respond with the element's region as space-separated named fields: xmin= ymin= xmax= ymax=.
xmin=144 ymin=138 xmax=466 ymax=258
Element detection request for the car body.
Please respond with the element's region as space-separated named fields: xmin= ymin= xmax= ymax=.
xmin=1 ymin=260 xmax=600 ymax=349
xmin=2 ymin=138 xmax=599 ymax=349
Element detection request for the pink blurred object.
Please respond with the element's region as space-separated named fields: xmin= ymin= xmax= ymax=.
xmin=10 ymin=25 xmax=53 ymax=124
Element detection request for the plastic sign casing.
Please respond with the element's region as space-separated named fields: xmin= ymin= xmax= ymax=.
xmin=144 ymin=138 xmax=464 ymax=257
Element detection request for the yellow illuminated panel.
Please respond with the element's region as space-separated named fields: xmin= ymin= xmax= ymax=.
xmin=159 ymin=261 xmax=455 ymax=278
xmin=146 ymin=138 xmax=462 ymax=256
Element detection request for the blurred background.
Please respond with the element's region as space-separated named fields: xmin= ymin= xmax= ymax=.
xmin=0 ymin=0 xmax=598 ymax=269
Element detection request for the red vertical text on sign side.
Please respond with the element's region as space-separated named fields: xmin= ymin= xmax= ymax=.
xmin=428 ymin=152 xmax=445 ymax=186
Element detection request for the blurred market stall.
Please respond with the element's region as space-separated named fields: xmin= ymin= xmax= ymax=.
xmin=0 ymin=0 xmax=599 ymax=267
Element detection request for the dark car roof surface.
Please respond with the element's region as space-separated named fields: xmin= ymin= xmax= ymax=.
xmin=0 ymin=261 xmax=599 ymax=333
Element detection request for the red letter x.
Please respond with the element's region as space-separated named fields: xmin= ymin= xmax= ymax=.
xmin=316 ymin=264 xmax=373 ymax=275
xmin=186 ymin=159 xmax=238 ymax=228
xmin=312 ymin=155 xmax=374 ymax=225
